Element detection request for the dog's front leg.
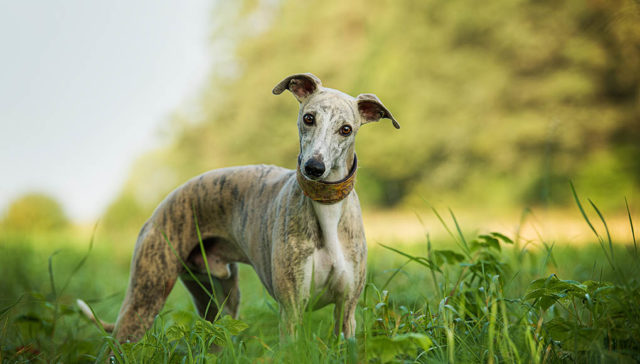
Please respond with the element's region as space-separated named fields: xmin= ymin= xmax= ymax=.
xmin=272 ymin=248 xmax=313 ymax=341
xmin=334 ymin=297 xmax=358 ymax=338
xmin=278 ymin=304 xmax=302 ymax=340
xmin=274 ymin=283 xmax=310 ymax=341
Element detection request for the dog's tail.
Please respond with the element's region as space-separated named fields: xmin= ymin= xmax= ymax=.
xmin=76 ymin=299 xmax=115 ymax=332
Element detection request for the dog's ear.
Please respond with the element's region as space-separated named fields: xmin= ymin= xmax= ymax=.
xmin=356 ymin=93 xmax=400 ymax=129
xmin=272 ymin=73 xmax=322 ymax=102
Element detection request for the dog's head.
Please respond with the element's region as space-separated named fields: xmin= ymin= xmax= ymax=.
xmin=273 ymin=73 xmax=399 ymax=181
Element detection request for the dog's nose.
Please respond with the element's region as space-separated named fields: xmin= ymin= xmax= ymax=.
xmin=304 ymin=159 xmax=325 ymax=178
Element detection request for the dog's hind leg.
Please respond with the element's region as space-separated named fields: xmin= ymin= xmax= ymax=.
xmin=112 ymin=230 xmax=183 ymax=342
xmin=113 ymin=276 xmax=178 ymax=342
xmin=181 ymin=263 xmax=240 ymax=321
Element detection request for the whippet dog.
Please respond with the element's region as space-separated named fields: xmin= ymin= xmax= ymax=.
xmin=79 ymin=73 xmax=399 ymax=342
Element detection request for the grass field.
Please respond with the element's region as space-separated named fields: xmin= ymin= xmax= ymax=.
xmin=1 ymin=199 xmax=639 ymax=363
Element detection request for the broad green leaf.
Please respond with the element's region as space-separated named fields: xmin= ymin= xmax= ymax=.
xmin=490 ymin=232 xmax=514 ymax=244
xmin=216 ymin=314 xmax=249 ymax=335
xmin=166 ymin=324 xmax=187 ymax=342
xmin=434 ymin=249 xmax=465 ymax=266
xmin=369 ymin=333 xmax=432 ymax=363
xmin=479 ymin=234 xmax=501 ymax=251
xmin=170 ymin=309 xmax=198 ymax=327
xmin=545 ymin=318 xmax=603 ymax=351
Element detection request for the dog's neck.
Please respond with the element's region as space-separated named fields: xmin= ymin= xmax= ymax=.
xmin=325 ymin=152 xmax=356 ymax=182
xmin=296 ymin=154 xmax=357 ymax=205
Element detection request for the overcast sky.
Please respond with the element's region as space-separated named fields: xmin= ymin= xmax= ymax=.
xmin=0 ymin=1 xmax=214 ymax=222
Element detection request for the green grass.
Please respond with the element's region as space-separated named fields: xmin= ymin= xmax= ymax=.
xmin=1 ymin=200 xmax=639 ymax=363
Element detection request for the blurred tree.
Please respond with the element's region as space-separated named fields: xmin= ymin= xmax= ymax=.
xmin=101 ymin=191 xmax=147 ymax=235
xmin=104 ymin=0 xmax=640 ymax=229
xmin=101 ymin=149 xmax=182 ymax=234
xmin=2 ymin=193 xmax=69 ymax=232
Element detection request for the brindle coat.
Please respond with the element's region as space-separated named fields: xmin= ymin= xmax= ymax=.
xmin=110 ymin=73 xmax=399 ymax=342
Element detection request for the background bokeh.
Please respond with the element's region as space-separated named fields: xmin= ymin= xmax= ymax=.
xmin=2 ymin=0 xmax=639 ymax=238
xmin=103 ymin=0 xmax=640 ymax=233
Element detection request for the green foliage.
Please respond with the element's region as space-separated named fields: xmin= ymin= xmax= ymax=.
xmin=2 ymin=196 xmax=639 ymax=362
xmin=368 ymin=333 xmax=432 ymax=363
xmin=525 ymin=276 xmax=640 ymax=357
xmin=103 ymin=0 xmax=640 ymax=231
xmin=369 ymin=223 xmax=639 ymax=362
xmin=1 ymin=193 xmax=69 ymax=232
xmin=101 ymin=191 xmax=148 ymax=235
xmin=104 ymin=312 xmax=247 ymax=363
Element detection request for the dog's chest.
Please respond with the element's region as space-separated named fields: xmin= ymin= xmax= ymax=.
xmin=307 ymin=201 xmax=354 ymax=297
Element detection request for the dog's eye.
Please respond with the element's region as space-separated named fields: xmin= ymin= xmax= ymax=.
xmin=339 ymin=125 xmax=352 ymax=136
xmin=303 ymin=113 xmax=315 ymax=125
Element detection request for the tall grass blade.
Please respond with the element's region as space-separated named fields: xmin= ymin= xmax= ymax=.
xmin=82 ymin=301 xmax=125 ymax=363
xmin=414 ymin=212 xmax=445 ymax=296
xmin=378 ymin=243 xmax=438 ymax=271
xmin=427 ymin=233 xmax=444 ymax=297
xmin=46 ymin=250 xmax=62 ymax=355
xmin=514 ymin=208 xmax=531 ymax=250
xmin=60 ymin=222 xmax=98 ymax=295
xmin=47 ymin=250 xmax=61 ymax=299
xmin=414 ymin=211 xmax=428 ymax=242
xmin=449 ymin=209 xmax=471 ymax=257
xmin=161 ymin=231 xmax=214 ymax=302
xmin=192 ymin=206 xmax=219 ymax=317
xmin=588 ymin=199 xmax=615 ymax=267
xmin=0 ymin=295 xmax=24 ymax=317
xmin=570 ymin=182 xmax=614 ymax=268
xmin=626 ymin=197 xmax=637 ymax=257
xmin=487 ymin=294 xmax=497 ymax=364
xmin=162 ymin=229 xmax=235 ymax=329
xmin=380 ymin=259 xmax=412 ymax=291
xmin=419 ymin=196 xmax=458 ymax=242
xmin=569 ymin=182 xmax=600 ymax=238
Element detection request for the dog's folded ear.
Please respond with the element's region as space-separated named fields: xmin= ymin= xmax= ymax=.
xmin=272 ymin=73 xmax=322 ymax=102
xmin=356 ymin=93 xmax=400 ymax=129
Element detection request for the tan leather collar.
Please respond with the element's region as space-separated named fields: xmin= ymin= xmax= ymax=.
xmin=296 ymin=155 xmax=357 ymax=204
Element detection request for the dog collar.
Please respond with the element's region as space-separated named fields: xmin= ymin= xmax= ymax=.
xmin=296 ymin=155 xmax=357 ymax=204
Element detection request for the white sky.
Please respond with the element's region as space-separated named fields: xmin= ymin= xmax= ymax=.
xmin=0 ymin=1 xmax=214 ymax=223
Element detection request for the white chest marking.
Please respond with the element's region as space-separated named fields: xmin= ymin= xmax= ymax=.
xmin=309 ymin=200 xmax=353 ymax=295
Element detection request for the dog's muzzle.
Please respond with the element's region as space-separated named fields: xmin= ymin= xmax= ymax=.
xmin=296 ymin=155 xmax=357 ymax=204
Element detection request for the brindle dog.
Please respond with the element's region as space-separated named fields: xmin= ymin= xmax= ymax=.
xmin=79 ymin=73 xmax=399 ymax=342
